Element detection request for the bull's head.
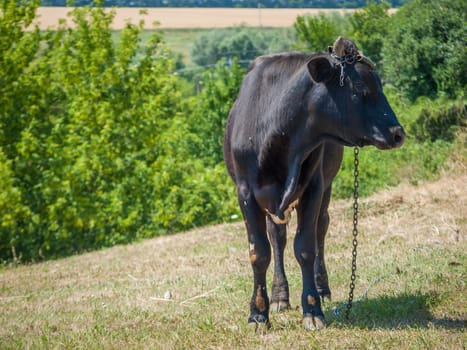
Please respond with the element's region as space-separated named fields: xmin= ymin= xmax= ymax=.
xmin=307 ymin=37 xmax=405 ymax=150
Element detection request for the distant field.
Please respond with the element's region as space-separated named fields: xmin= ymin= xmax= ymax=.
xmin=35 ymin=7 xmax=366 ymax=29
xmin=153 ymin=28 xmax=199 ymax=58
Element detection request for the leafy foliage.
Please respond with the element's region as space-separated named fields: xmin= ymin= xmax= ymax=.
xmin=0 ymin=0 xmax=245 ymax=262
xmin=151 ymin=116 xmax=240 ymax=231
xmin=348 ymin=0 xmax=391 ymax=65
xmin=381 ymin=0 xmax=467 ymax=100
xmin=0 ymin=1 xmax=186 ymax=261
xmin=410 ymin=99 xmax=466 ymax=143
xmin=190 ymin=59 xmax=245 ymax=164
xmin=191 ymin=27 xmax=294 ymax=67
xmin=0 ymin=0 xmax=42 ymax=157
xmin=293 ymin=13 xmax=345 ymax=52
xmin=151 ymin=60 xmax=243 ymax=231
xmin=292 ymin=1 xmax=390 ymax=64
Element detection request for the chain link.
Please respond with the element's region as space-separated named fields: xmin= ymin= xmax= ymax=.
xmin=345 ymin=146 xmax=359 ymax=319
xmin=339 ymin=63 xmax=345 ymax=87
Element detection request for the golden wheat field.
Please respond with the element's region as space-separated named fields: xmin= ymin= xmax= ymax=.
xmin=34 ymin=7 xmax=370 ymax=29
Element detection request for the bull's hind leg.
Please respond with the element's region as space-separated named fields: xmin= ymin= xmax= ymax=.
xmin=267 ymin=218 xmax=291 ymax=312
xmin=237 ymin=181 xmax=271 ymax=328
xmin=314 ymin=187 xmax=332 ymax=301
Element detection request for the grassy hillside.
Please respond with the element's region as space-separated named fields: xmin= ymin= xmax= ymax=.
xmin=1 ymin=158 xmax=465 ymax=349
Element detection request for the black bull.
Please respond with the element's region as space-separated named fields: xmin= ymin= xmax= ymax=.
xmin=223 ymin=38 xmax=405 ymax=330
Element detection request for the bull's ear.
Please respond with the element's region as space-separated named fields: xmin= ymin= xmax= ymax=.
xmin=307 ymin=55 xmax=334 ymax=83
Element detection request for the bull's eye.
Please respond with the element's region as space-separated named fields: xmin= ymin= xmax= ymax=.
xmin=351 ymin=80 xmax=371 ymax=99
xmin=353 ymin=81 xmax=365 ymax=93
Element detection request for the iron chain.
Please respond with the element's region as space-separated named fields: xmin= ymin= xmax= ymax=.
xmin=339 ymin=63 xmax=345 ymax=87
xmin=345 ymin=146 xmax=359 ymax=319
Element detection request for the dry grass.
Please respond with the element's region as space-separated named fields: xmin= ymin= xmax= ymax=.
xmin=34 ymin=7 xmax=398 ymax=30
xmin=1 ymin=164 xmax=465 ymax=349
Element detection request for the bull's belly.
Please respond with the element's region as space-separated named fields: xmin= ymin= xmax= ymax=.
xmin=253 ymin=144 xmax=343 ymax=217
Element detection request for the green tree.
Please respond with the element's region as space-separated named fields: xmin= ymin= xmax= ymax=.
xmin=0 ymin=0 xmax=244 ymax=262
xmin=0 ymin=0 xmax=41 ymax=157
xmin=151 ymin=60 xmax=244 ymax=232
xmin=0 ymin=1 xmax=186 ymax=261
xmin=293 ymin=13 xmax=343 ymax=52
xmin=191 ymin=27 xmax=294 ymax=67
xmin=190 ymin=59 xmax=245 ymax=165
xmin=409 ymin=99 xmax=466 ymax=143
xmin=0 ymin=149 xmax=30 ymax=262
xmin=0 ymin=0 xmax=44 ymax=261
xmin=191 ymin=28 xmax=257 ymax=67
xmin=382 ymin=0 xmax=466 ymax=100
xmin=151 ymin=119 xmax=239 ymax=232
xmin=348 ymin=0 xmax=391 ymax=65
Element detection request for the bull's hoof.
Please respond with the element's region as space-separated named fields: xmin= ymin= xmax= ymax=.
xmin=302 ymin=315 xmax=326 ymax=331
xmin=270 ymin=300 xmax=291 ymax=313
xmin=247 ymin=315 xmax=271 ymax=333
xmin=247 ymin=321 xmax=270 ymax=334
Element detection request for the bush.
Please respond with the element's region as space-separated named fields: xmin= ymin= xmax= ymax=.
xmin=191 ymin=27 xmax=294 ymax=67
xmin=0 ymin=2 xmax=246 ymax=262
xmin=348 ymin=0 xmax=391 ymax=66
xmin=410 ymin=100 xmax=466 ymax=142
xmin=151 ymin=60 xmax=244 ymax=230
xmin=189 ymin=59 xmax=245 ymax=164
xmin=293 ymin=13 xmax=346 ymax=52
xmin=0 ymin=2 xmax=185 ymax=261
xmin=191 ymin=28 xmax=255 ymax=67
xmin=382 ymin=0 xmax=467 ymax=100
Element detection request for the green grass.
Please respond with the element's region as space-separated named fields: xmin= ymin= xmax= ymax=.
xmin=1 ymin=165 xmax=465 ymax=349
xmin=155 ymin=28 xmax=208 ymax=64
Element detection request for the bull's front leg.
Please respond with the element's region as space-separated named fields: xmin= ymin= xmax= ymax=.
xmin=236 ymin=181 xmax=271 ymax=328
xmin=294 ymin=175 xmax=326 ymax=330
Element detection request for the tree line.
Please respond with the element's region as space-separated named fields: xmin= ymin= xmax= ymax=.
xmin=40 ymin=0 xmax=408 ymax=8
xmin=0 ymin=0 xmax=465 ymax=263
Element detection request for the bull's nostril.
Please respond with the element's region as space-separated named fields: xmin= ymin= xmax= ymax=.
xmin=391 ymin=126 xmax=405 ymax=146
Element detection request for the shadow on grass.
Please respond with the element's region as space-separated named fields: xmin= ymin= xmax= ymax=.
xmin=326 ymin=292 xmax=465 ymax=330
